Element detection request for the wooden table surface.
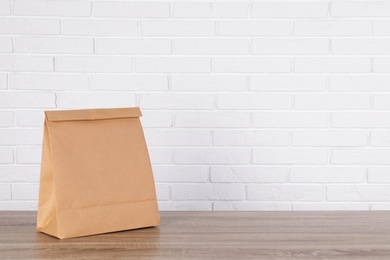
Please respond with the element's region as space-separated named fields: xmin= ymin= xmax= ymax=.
xmin=1 ymin=211 xmax=390 ymax=259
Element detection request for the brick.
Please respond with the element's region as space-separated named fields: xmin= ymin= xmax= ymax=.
xmin=253 ymin=112 xmax=328 ymax=128
xmin=0 ymin=0 xmax=10 ymax=15
xmin=0 ymin=129 xmax=42 ymax=145
xmin=0 ymin=55 xmax=53 ymax=72
xmin=213 ymin=57 xmax=290 ymax=73
xmin=58 ymin=93 xmax=136 ymax=109
xmin=10 ymin=73 xmax=88 ymax=91
xmin=144 ymin=129 xmax=210 ymax=146
xmin=12 ymin=184 xmax=39 ymax=200
xmin=290 ymin=167 xmax=365 ymax=183
xmin=158 ymin=202 xmax=212 ymax=211
xmin=62 ymin=19 xmax=137 ymax=36
xmin=252 ymin=38 xmax=329 ymax=55
xmin=218 ymin=21 xmax=290 ymax=36
xmin=148 ymin=148 xmax=172 ymax=164
xmin=294 ymin=57 xmax=371 ymax=73
xmin=332 ymin=112 xmax=390 ymax=128
xmin=253 ymin=149 xmax=328 ymax=165
xmin=0 ymin=93 xmax=55 ymax=108
xmin=155 ymin=184 xmax=170 ymax=201
xmin=13 ymin=0 xmax=91 ymax=16
xmin=247 ymin=184 xmax=324 ymax=201
xmin=213 ymin=130 xmax=289 ymax=146
xmin=374 ymin=94 xmax=390 ymax=109
xmin=0 ymin=202 xmax=37 ymax=211
xmin=294 ymin=20 xmax=370 ymax=36
xmin=0 ymin=73 xmax=6 ymax=89
xmin=0 ymin=37 xmax=12 ymax=52
xmin=96 ymin=39 xmax=171 ymax=55
xmin=330 ymin=76 xmax=390 ymax=92
xmin=252 ymin=2 xmax=328 ymax=18
xmin=331 ymin=149 xmax=390 ymax=165
xmin=171 ymin=75 xmax=246 ymax=92
xmin=94 ymin=2 xmax=169 ymax=18
xmin=217 ymin=94 xmax=291 ymax=110
xmin=332 ymin=39 xmax=390 ymax=55
xmin=373 ymin=20 xmax=390 ymax=36
xmin=293 ymin=203 xmax=369 ymax=211
xmin=368 ymin=167 xmax=390 ymax=183
xmin=174 ymin=148 xmax=251 ymax=165
xmin=142 ymin=20 xmax=215 ymax=36
xmin=0 ymin=166 xmax=40 ymax=182
xmin=17 ymin=111 xmax=44 ymax=127
xmin=293 ymin=130 xmax=368 ymax=147
xmin=173 ymin=3 xmax=248 ymax=18
xmin=140 ymin=112 xmax=172 ymax=128
xmin=210 ymin=166 xmax=288 ymax=183
xmin=327 ymin=185 xmax=390 ymax=201
xmin=371 ymin=131 xmax=390 ymax=147
xmin=153 ymin=166 xmax=208 ymax=183
xmin=250 ymin=75 xmax=327 ymax=92
xmin=56 ymin=56 xmax=132 ymax=73
xmin=0 ymin=184 xmax=11 ymax=200
xmin=0 ymin=148 xmax=13 ymax=164
xmin=175 ymin=112 xmax=250 ymax=128
xmin=374 ymin=58 xmax=390 ymax=73
xmin=139 ymin=94 xmax=214 ymax=110
xmin=14 ymin=37 xmax=93 ymax=54
xmin=214 ymin=202 xmax=292 ymax=211
xmin=16 ymin=147 xmax=41 ymax=164
xmin=331 ymin=1 xmax=390 ymax=17
xmin=295 ymin=94 xmax=370 ymax=110
xmin=175 ymin=39 xmax=249 ymax=55
xmin=0 ymin=18 xmax=60 ymax=35
xmin=91 ymin=75 xmax=168 ymax=91
xmin=135 ymin=57 xmax=211 ymax=73
xmin=0 ymin=111 xmax=14 ymax=127
xmin=172 ymin=184 xmax=245 ymax=200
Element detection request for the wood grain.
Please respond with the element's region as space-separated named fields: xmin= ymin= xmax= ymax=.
xmin=1 ymin=211 xmax=390 ymax=259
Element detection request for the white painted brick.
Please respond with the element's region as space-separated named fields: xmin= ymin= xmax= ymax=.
xmin=153 ymin=166 xmax=208 ymax=183
xmin=138 ymin=94 xmax=214 ymax=110
xmin=96 ymin=39 xmax=171 ymax=55
xmin=10 ymin=73 xmax=88 ymax=91
xmin=332 ymin=39 xmax=390 ymax=55
xmin=294 ymin=20 xmax=370 ymax=36
xmin=327 ymin=185 xmax=390 ymax=201
xmin=144 ymin=129 xmax=210 ymax=146
xmin=331 ymin=149 xmax=390 ymax=165
xmin=218 ymin=21 xmax=290 ymax=36
xmin=290 ymin=167 xmax=366 ymax=183
xmin=62 ymin=19 xmax=137 ymax=36
xmin=172 ymin=184 xmax=245 ymax=200
xmin=0 ymin=111 xmax=14 ymax=127
xmin=142 ymin=20 xmax=215 ymax=36
xmin=330 ymin=76 xmax=390 ymax=92
xmin=58 ymin=93 xmax=136 ymax=109
xmin=217 ymin=94 xmax=291 ymax=110
xmin=213 ymin=57 xmax=290 ymax=73
xmin=140 ymin=111 xmax=172 ymax=128
xmin=12 ymin=184 xmax=39 ymax=200
xmin=17 ymin=111 xmax=44 ymax=127
xmin=252 ymin=38 xmax=328 ymax=55
xmin=171 ymin=75 xmax=246 ymax=92
xmin=0 ymin=148 xmax=13 ymax=164
xmin=373 ymin=20 xmax=390 ymax=36
xmin=371 ymin=131 xmax=390 ymax=147
xmin=332 ymin=112 xmax=390 ymax=128
xmin=56 ymin=56 xmax=132 ymax=73
xmin=294 ymin=57 xmax=371 ymax=73
xmin=252 ymin=2 xmax=328 ymax=18
xmin=173 ymin=3 xmax=248 ymax=19
xmin=253 ymin=149 xmax=328 ymax=165
xmin=0 ymin=18 xmax=60 ymax=35
xmin=214 ymin=202 xmax=292 ymax=211
xmin=250 ymin=75 xmax=327 ymax=92
xmin=293 ymin=203 xmax=369 ymax=211
xmin=91 ymin=75 xmax=168 ymax=91
xmin=253 ymin=112 xmax=328 ymax=128
xmin=370 ymin=204 xmax=390 ymax=210
xmin=374 ymin=94 xmax=390 ymax=110
xmin=247 ymin=184 xmax=324 ymax=201
xmin=175 ymin=112 xmax=250 ymax=128
xmin=155 ymin=184 xmax=170 ymax=201
xmin=0 ymin=166 xmax=40 ymax=182
xmin=135 ymin=57 xmax=211 ymax=73
xmin=0 ymin=0 xmax=10 ymax=15
xmin=0 ymin=55 xmax=53 ymax=72
xmin=149 ymin=148 xmax=172 ymax=164
xmin=0 ymin=201 xmax=37 ymax=211
xmin=174 ymin=148 xmax=251 ymax=165
xmin=13 ymin=0 xmax=91 ymax=17
xmin=374 ymin=58 xmax=390 ymax=73
xmin=0 ymin=184 xmax=11 ymax=200
xmin=0 ymin=93 xmax=55 ymax=108
xmin=293 ymin=130 xmax=367 ymax=147
xmin=0 ymin=37 xmax=12 ymax=53
xmin=14 ymin=37 xmax=93 ymax=54
xmin=175 ymin=39 xmax=249 ymax=55
xmin=16 ymin=147 xmax=41 ymax=164
xmin=158 ymin=202 xmax=212 ymax=211
xmin=368 ymin=167 xmax=390 ymax=183
xmin=213 ymin=130 xmax=289 ymax=146
xmin=295 ymin=94 xmax=370 ymax=110
xmin=210 ymin=166 xmax=288 ymax=183
xmin=0 ymin=73 xmax=6 ymax=89
xmin=94 ymin=2 xmax=169 ymax=18
xmin=0 ymin=129 xmax=42 ymax=145
xmin=331 ymin=1 xmax=390 ymax=17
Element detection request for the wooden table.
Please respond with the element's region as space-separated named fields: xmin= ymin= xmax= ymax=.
xmin=1 ymin=211 xmax=390 ymax=259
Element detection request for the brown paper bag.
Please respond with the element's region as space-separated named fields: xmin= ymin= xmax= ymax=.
xmin=37 ymin=107 xmax=160 ymax=239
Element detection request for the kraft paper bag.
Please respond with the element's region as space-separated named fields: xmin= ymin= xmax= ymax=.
xmin=37 ymin=107 xmax=160 ymax=239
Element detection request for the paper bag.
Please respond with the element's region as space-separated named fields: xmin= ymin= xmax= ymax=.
xmin=37 ymin=107 xmax=160 ymax=239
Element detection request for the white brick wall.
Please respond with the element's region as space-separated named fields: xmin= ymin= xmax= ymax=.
xmin=2 ymin=0 xmax=390 ymax=211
